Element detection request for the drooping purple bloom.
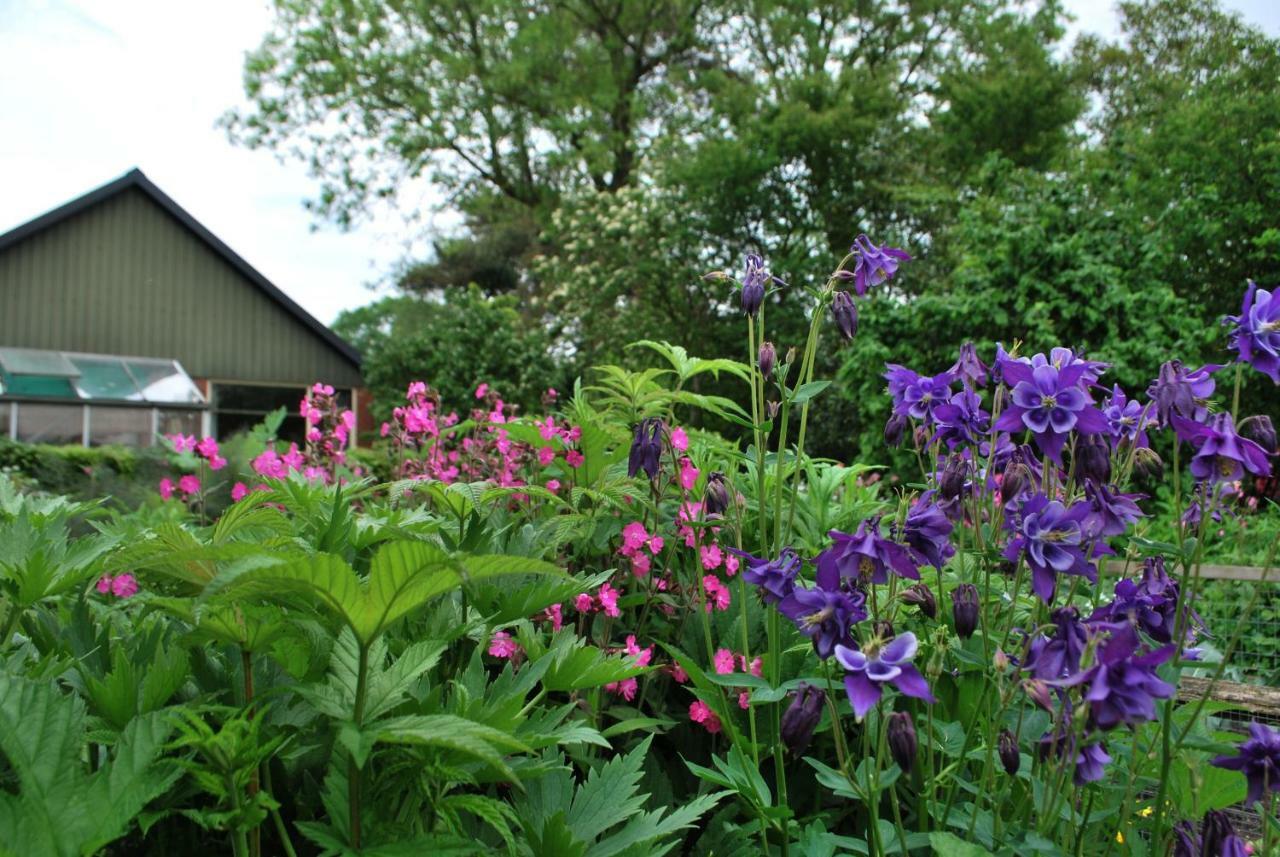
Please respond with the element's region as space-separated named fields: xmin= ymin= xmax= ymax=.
xmin=1172 ymin=412 xmax=1272 ymax=484
xmin=850 ymin=234 xmax=911 ymax=296
xmin=931 ymin=387 xmax=991 ymax=448
xmin=735 ymin=547 xmax=802 ymax=605
xmin=1148 ymin=361 xmax=1221 ymax=426
xmin=1212 ymin=721 xmax=1280 ymax=805
xmin=1090 ymin=557 xmax=1203 ymax=646
xmin=627 ymin=418 xmax=664 ymax=480
xmin=1101 ymin=384 xmax=1154 ymax=446
xmin=884 ymin=365 xmax=957 ymax=424
xmin=1074 ymin=434 xmax=1113 ymax=485
xmin=1201 ymin=810 xmax=1250 ymax=857
xmin=902 ymin=501 xmax=955 ymax=570
xmin=778 ymin=585 xmax=867 ymax=659
xmin=740 ymin=254 xmax=770 ymax=316
xmin=949 ymin=342 xmax=989 ymax=388
xmin=1083 ymin=480 xmax=1145 ymax=537
xmin=884 ymin=412 xmax=909 ymax=447
xmin=703 ymin=471 xmax=731 ymax=516
xmin=1070 ymin=626 xmax=1175 ymax=730
xmin=831 ymin=291 xmax=858 ymax=340
xmin=816 ymin=518 xmax=920 ymax=585
xmin=951 ymin=584 xmax=979 ymax=638
xmin=834 ymin=631 xmax=935 ymax=718
xmin=780 ymin=684 xmax=825 ymax=756
xmin=1038 ymin=726 xmax=1111 ymax=784
xmin=994 ymin=357 xmax=1109 ymax=462
xmin=1003 ymin=494 xmax=1101 ymax=603
xmin=887 ymin=711 xmax=918 ymax=770
xmin=1240 ymin=414 xmax=1278 ymax=454
xmin=1022 ymin=607 xmax=1091 ymax=681
xmin=1226 ymin=280 xmax=1280 ymax=384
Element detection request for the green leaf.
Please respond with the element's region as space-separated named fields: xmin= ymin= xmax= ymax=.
xmin=930 ymin=831 xmax=994 ymax=856
xmin=375 ymin=714 xmax=531 ymax=782
xmin=566 ymin=735 xmax=651 ymax=843
xmin=790 ymin=380 xmax=832 ymax=406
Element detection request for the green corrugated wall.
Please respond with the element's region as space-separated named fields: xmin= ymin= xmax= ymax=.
xmin=0 ymin=188 xmax=362 ymax=388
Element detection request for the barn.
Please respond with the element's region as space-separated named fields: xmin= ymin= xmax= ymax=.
xmin=0 ymin=168 xmax=367 ymax=447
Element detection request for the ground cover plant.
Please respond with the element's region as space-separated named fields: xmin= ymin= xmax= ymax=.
xmin=0 ymin=240 xmax=1278 ymax=856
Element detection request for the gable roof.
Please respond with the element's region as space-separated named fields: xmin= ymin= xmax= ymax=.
xmin=0 ymin=168 xmax=361 ymax=368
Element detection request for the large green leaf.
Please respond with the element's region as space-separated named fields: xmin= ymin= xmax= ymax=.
xmin=373 ymin=714 xmax=532 ymax=782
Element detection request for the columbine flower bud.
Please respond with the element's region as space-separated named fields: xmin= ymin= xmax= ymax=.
xmin=785 ymin=346 xmax=798 ymax=366
xmin=1133 ymin=446 xmax=1164 ymax=481
xmin=887 ymin=711 xmax=917 ymax=772
xmin=873 ymin=620 xmax=895 ymax=642
xmin=758 ymin=341 xmax=777 ymax=378
xmin=780 ymin=683 xmax=825 ymax=756
xmin=998 ymin=730 xmax=1020 ymax=776
xmin=830 ymin=291 xmax=858 ymax=341
xmin=993 ymin=648 xmax=1011 ymax=671
xmin=1074 ymin=434 xmax=1112 ymax=485
xmin=1023 ymin=679 xmax=1053 ymax=712
xmin=951 ymin=583 xmax=979 ymax=639
xmin=1000 ymin=461 xmax=1032 ymax=503
xmin=939 ymin=453 xmax=968 ymax=500
xmin=912 ymin=425 xmax=930 ymax=449
xmin=901 ymin=583 xmax=937 ymax=619
xmin=1240 ymin=414 xmax=1277 ymax=454
xmin=884 ymin=413 xmax=908 ymax=448
xmin=703 ymin=472 xmax=730 ymax=516
xmin=767 ymin=401 xmax=780 ymax=420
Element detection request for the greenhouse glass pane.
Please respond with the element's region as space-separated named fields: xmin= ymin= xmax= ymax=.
xmin=0 ymin=347 xmax=78 ymax=377
xmin=71 ymin=356 xmax=142 ymax=400
xmin=16 ymin=403 xmax=84 ymax=445
xmin=128 ymin=360 xmax=204 ymax=404
xmin=88 ymin=406 xmax=153 ymax=447
xmin=0 ymin=404 xmax=9 ymax=439
xmin=4 ymin=374 xmax=78 ymax=397
xmin=157 ymin=410 xmax=201 ymax=438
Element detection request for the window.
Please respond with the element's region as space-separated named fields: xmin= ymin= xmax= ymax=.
xmin=16 ymin=403 xmax=84 ymax=445
xmin=213 ymin=383 xmax=352 ymax=442
xmin=88 ymin=407 xmax=154 ymax=447
xmin=157 ymin=410 xmax=202 ymax=439
xmin=0 ymin=403 xmax=9 ymax=440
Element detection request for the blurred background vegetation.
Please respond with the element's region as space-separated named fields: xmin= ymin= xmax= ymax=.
xmin=227 ymin=0 xmax=1280 ymax=460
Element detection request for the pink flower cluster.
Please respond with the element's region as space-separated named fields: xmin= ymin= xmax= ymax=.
xmin=712 ymin=648 xmax=763 ymax=710
xmin=300 ymin=383 xmax=356 ymax=476
xmin=96 ymin=573 xmax=138 ymax=599
xmin=618 ymin=521 xmax=665 ymax=577
xmin=488 ymin=630 xmax=522 ymax=660
xmin=689 ymin=700 xmax=722 ymax=734
xmin=574 ymin=582 xmax=622 ymax=618
xmin=251 ymin=443 xmax=330 ymax=484
xmin=605 ymin=635 xmax=653 ymax=701
xmin=158 ymin=474 xmax=203 ymax=500
xmin=166 ymin=434 xmax=227 ymax=471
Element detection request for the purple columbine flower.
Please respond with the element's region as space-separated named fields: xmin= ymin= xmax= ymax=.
xmin=1226 ymin=280 xmax=1280 ymax=384
xmin=1201 ymin=810 xmax=1250 ymax=857
xmin=1212 ymin=721 xmax=1280 ymax=805
xmin=1148 ymin=360 xmax=1220 ymax=426
xmin=627 ymin=417 xmax=664 ymax=480
xmin=1083 ymin=480 xmax=1145 ymax=537
xmin=1038 ymin=728 xmax=1111 ymax=785
xmin=1023 ymin=607 xmax=1091 ymax=681
xmin=931 ymin=388 xmax=991 ymax=448
xmin=850 ymin=234 xmax=911 ymax=296
xmin=1172 ymin=411 xmax=1272 ymax=484
xmin=884 ymin=365 xmax=957 ymax=424
xmin=816 ymin=518 xmax=920 ymax=585
xmin=1101 ymin=385 xmax=1154 ymax=447
xmin=739 ymin=254 xmax=769 ymax=315
xmin=735 ymin=547 xmax=802 ymax=605
xmin=949 ymin=342 xmax=989 ymax=388
xmin=834 ymin=631 xmax=934 ymax=718
xmin=778 ymin=584 xmax=867 ymax=659
xmin=831 ymin=291 xmax=858 ymax=340
xmin=1003 ymin=494 xmax=1102 ymax=603
xmin=903 ymin=501 xmax=955 ymax=570
xmin=994 ymin=357 xmax=1109 ymax=462
xmin=1067 ymin=626 xmax=1175 ymax=730
xmin=1090 ymin=557 xmax=1203 ymax=646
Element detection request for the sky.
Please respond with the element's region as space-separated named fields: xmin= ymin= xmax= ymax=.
xmin=2 ymin=0 xmax=1278 ymax=327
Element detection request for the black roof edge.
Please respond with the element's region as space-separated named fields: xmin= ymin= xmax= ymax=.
xmin=0 ymin=168 xmax=363 ymax=369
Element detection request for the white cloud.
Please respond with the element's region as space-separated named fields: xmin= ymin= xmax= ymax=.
xmin=1 ymin=0 xmax=1276 ymax=326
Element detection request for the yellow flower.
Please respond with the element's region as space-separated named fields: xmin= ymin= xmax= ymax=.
xmin=1138 ymin=806 xmax=1154 ymax=818
xmin=1115 ymin=831 xmax=1125 ymax=844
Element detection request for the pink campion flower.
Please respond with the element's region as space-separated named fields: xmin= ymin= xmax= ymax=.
xmin=704 ymin=575 xmax=731 ymax=612
xmin=312 ymin=382 xmax=335 ymax=396
xmin=231 ymin=482 xmax=249 ymax=502
xmin=565 ymin=426 xmax=582 ymax=443
xmin=537 ymin=446 xmax=556 ymax=466
xmin=167 ymin=433 xmax=197 ymax=453
xmin=475 ymin=383 xmax=489 ymax=399
xmin=543 ymin=603 xmax=564 ymax=631
xmin=621 ymin=521 xmax=650 ymax=554
xmin=745 ymin=656 xmax=763 ymax=678
xmin=158 ymin=477 xmax=174 ymax=500
xmin=282 ymin=443 xmax=305 ymax=470
xmin=738 ymin=691 xmax=751 ymax=710
xmin=195 ymin=437 xmax=219 ymax=459
xmin=111 ymin=574 xmax=138 ymax=598
xmin=546 ymin=479 xmax=561 ymax=493
xmin=630 ymin=552 xmax=651 ymax=577
xmin=670 ymin=663 xmax=689 ymax=683
xmin=96 ymin=575 xmax=113 ymax=594
xmin=208 ymin=455 xmax=227 ymax=471
xmin=380 ymin=422 xmax=391 ymax=437
xmin=565 ymin=450 xmax=585 ymax=469
xmin=713 ymin=648 xmax=737 ymax=674
xmin=624 ymin=635 xmax=653 ymax=667
xmin=700 ymin=543 xmax=723 ymax=570
xmin=689 ymin=700 xmax=722 ymax=734
xmin=574 ymin=593 xmax=594 ymax=613
xmin=303 ymin=466 xmax=330 ymax=484
xmin=538 ymin=416 xmax=558 ymax=442
xmin=606 ymin=677 xmax=639 ymax=701
xmin=671 ymin=426 xmax=689 ymax=452
xmin=407 ymin=381 xmax=427 ymax=398
xmin=648 ymin=535 xmax=665 ymax=554
xmin=177 ymin=475 xmax=201 ymax=496
xmin=724 ymin=552 xmax=740 ymax=576
xmin=598 ymin=583 xmax=621 ymax=617
xmin=679 ymin=457 xmax=699 ymax=490
xmin=252 ymin=449 xmax=285 ymax=479
xmin=488 ymin=631 xmax=521 ymax=659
